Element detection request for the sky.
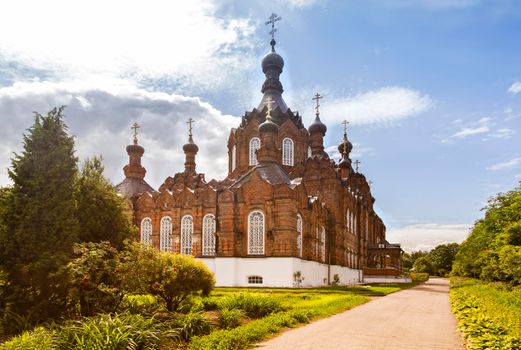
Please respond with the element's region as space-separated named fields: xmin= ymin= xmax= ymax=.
xmin=1 ymin=0 xmax=520 ymax=251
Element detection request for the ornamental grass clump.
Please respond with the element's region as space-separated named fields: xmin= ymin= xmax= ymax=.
xmin=217 ymin=294 xmax=283 ymax=318
xmin=174 ymin=311 xmax=212 ymax=341
xmin=218 ymin=309 xmax=245 ymax=329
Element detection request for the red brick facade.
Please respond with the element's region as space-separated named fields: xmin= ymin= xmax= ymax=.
xmin=116 ymin=44 xmax=400 ymax=272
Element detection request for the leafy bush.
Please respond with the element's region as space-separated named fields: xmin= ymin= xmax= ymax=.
xmin=0 ymin=327 xmax=55 ymax=350
xmin=217 ymin=294 xmax=283 ymax=318
xmin=120 ymin=242 xmax=215 ymax=312
xmin=55 ymin=313 xmax=178 ymax=350
xmin=450 ymin=278 xmax=521 ymax=349
xmin=201 ymin=297 xmax=219 ymax=311
xmin=409 ymin=272 xmax=429 ymax=282
xmin=218 ymin=309 xmax=245 ymax=329
xmin=119 ymin=294 xmax=160 ymax=315
xmin=60 ymin=242 xmax=125 ymax=317
xmin=174 ymin=311 xmax=212 ymax=341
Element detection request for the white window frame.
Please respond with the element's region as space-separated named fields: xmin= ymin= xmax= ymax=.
xmin=181 ymin=215 xmax=193 ymax=255
xmin=296 ymin=214 xmax=303 ymax=258
xmin=247 ymin=210 xmax=265 ymax=255
xmin=231 ymin=144 xmax=236 ymax=171
xmin=249 ymin=137 xmax=260 ymax=166
xmin=159 ymin=216 xmax=172 ymax=251
xmin=320 ymin=226 xmax=326 ymax=263
xmin=282 ymin=138 xmax=294 ymax=166
xmin=140 ymin=217 xmax=152 ymax=245
xmin=202 ymin=214 xmax=216 ymax=256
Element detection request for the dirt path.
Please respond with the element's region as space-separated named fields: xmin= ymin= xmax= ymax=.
xmin=256 ymin=278 xmax=464 ymax=350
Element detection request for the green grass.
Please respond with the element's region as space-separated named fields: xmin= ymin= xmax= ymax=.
xmin=0 ymin=282 xmax=417 ymax=350
xmin=450 ymin=277 xmax=521 ymax=349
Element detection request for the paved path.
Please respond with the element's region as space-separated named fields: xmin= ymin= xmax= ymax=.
xmin=256 ymin=278 xmax=464 ymax=350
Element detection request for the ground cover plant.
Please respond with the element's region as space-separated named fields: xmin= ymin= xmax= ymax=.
xmin=0 ymin=282 xmax=416 ymax=349
xmin=450 ymin=277 xmax=521 ymax=349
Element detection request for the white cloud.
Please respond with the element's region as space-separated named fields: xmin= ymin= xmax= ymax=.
xmin=325 ymin=143 xmax=371 ymax=162
xmin=0 ymin=80 xmax=239 ymax=188
xmin=300 ymin=87 xmax=432 ymax=126
xmin=386 ymin=223 xmax=471 ymax=252
xmin=486 ymin=157 xmax=521 ymax=171
xmin=0 ymin=0 xmax=256 ymax=93
xmin=452 ymin=125 xmax=489 ymax=138
xmin=277 ymin=0 xmax=322 ymax=8
xmin=387 ymin=0 xmax=479 ymax=10
xmin=508 ymin=82 xmax=521 ymax=94
xmin=485 ymin=128 xmax=515 ymax=140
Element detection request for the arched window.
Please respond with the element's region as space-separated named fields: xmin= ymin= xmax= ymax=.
xmin=231 ymin=144 xmax=236 ymax=171
xmin=308 ymin=146 xmax=312 ymax=158
xmin=282 ymin=138 xmax=294 ymax=166
xmin=181 ymin=215 xmax=193 ymax=255
xmin=249 ymin=137 xmax=260 ymax=166
xmin=141 ymin=218 xmax=152 ymax=245
xmin=202 ymin=214 xmax=216 ymax=256
xmin=248 ymin=211 xmax=264 ymax=255
xmin=296 ymin=214 xmax=303 ymax=257
xmin=159 ymin=216 xmax=172 ymax=251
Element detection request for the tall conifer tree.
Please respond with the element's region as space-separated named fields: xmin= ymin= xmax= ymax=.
xmin=1 ymin=106 xmax=79 ymax=321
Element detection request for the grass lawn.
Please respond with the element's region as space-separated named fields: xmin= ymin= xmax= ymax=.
xmin=450 ymin=277 xmax=521 ymax=349
xmin=190 ymin=282 xmax=417 ymax=349
xmin=0 ymin=282 xmax=417 ymax=350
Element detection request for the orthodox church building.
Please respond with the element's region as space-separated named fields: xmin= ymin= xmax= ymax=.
xmin=115 ymin=19 xmax=402 ymax=287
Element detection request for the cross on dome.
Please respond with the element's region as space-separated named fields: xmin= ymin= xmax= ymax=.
xmin=265 ymin=13 xmax=282 ymax=52
xmin=342 ymin=120 xmax=349 ymax=135
xmin=131 ymin=122 xmax=140 ymax=145
xmin=312 ymin=92 xmax=323 ymax=116
xmin=186 ymin=117 xmax=194 ymax=138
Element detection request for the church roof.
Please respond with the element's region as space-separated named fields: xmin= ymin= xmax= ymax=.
xmin=115 ymin=177 xmax=155 ymax=199
xmin=229 ymin=162 xmax=292 ymax=189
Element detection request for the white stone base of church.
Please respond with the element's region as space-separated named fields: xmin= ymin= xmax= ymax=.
xmin=198 ymin=257 xmax=361 ymax=287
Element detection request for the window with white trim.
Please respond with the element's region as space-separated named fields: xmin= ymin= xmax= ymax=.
xmin=320 ymin=226 xmax=326 ymax=263
xmin=202 ymin=214 xmax=216 ymax=256
xmin=308 ymin=146 xmax=312 ymax=158
xmin=159 ymin=216 xmax=172 ymax=251
xmin=231 ymin=144 xmax=236 ymax=171
xmin=296 ymin=214 xmax=303 ymax=257
xmin=181 ymin=215 xmax=193 ymax=254
xmin=248 ymin=276 xmax=263 ymax=284
xmin=249 ymin=137 xmax=260 ymax=166
xmin=282 ymin=138 xmax=294 ymax=166
xmin=248 ymin=211 xmax=264 ymax=255
xmin=141 ymin=218 xmax=152 ymax=245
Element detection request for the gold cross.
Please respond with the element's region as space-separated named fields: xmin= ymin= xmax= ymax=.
xmin=354 ymin=160 xmax=361 ymax=172
xmin=186 ymin=117 xmax=194 ymax=137
xmin=131 ymin=122 xmax=140 ymax=145
xmin=312 ymin=92 xmax=323 ymax=116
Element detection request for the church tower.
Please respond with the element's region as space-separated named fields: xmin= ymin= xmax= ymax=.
xmin=115 ymin=123 xmax=155 ymax=201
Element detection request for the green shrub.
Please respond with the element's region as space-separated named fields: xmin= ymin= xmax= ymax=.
xmin=201 ymin=297 xmax=219 ymax=311
xmin=218 ymin=309 xmax=245 ymax=329
xmin=450 ymin=278 xmax=521 ymax=349
xmin=120 ymin=242 xmax=215 ymax=312
xmin=0 ymin=327 xmax=54 ymax=350
xmin=174 ymin=311 xmax=211 ymax=341
xmin=119 ymin=294 xmax=160 ymax=315
xmin=55 ymin=313 xmax=178 ymax=350
xmin=217 ymin=294 xmax=283 ymax=318
xmin=409 ymin=272 xmax=429 ymax=282
xmin=59 ymin=241 xmax=125 ymax=317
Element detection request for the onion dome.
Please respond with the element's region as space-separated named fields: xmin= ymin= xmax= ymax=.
xmin=338 ymin=136 xmax=353 ymax=155
xmin=308 ymin=115 xmax=327 ymax=135
xmin=261 ymin=51 xmax=284 ymax=74
xmin=126 ymin=143 xmax=144 ymax=155
xmin=183 ymin=135 xmax=199 ymax=153
xmin=259 ymin=113 xmax=279 ymax=134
